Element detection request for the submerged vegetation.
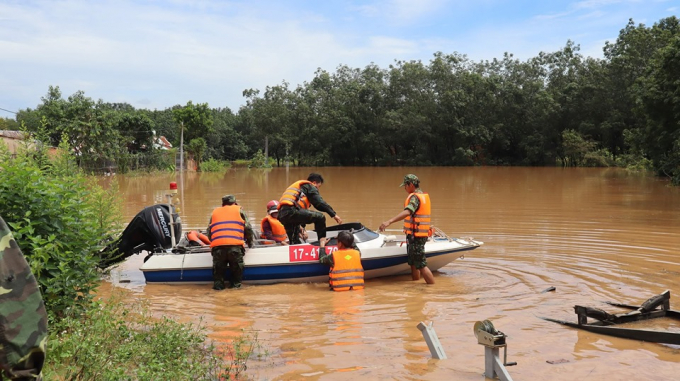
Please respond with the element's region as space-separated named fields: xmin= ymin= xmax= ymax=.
xmin=199 ymin=157 xmax=231 ymax=173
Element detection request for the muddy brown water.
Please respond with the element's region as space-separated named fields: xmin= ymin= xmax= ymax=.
xmin=99 ymin=167 xmax=680 ymax=380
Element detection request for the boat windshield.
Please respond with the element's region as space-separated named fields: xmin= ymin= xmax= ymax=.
xmin=326 ymin=223 xmax=380 ymax=243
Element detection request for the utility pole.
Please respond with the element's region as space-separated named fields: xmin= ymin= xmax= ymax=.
xmin=179 ymin=121 xmax=184 ymax=172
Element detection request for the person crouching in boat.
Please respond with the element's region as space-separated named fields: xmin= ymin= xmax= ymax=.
xmin=260 ymin=200 xmax=289 ymax=245
xmin=378 ymin=174 xmax=435 ymax=285
xmin=277 ymin=173 xmax=343 ymax=244
xmin=319 ymin=232 xmax=364 ymax=291
xmin=207 ymin=195 xmax=254 ymax=290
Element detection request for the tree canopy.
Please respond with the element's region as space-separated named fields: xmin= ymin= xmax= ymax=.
xmin=12 ymin=16 xmax=680 ymax=183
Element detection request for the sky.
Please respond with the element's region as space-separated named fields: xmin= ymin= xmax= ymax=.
xmin=0 ymin=0 xmax=677 ymax=118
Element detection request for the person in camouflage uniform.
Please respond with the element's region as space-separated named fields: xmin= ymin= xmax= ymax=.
xmin=378 ymin=174 xmax=435 ymax=284
xmin=207 ymin=195 xmax=254 ymax=290
xmin=277 ymin=173 xmax=343 ymax=244
xmin=0 ymin=215 xmax=47 ymax=380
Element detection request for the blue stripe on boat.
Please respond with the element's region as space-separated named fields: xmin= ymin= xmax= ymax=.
xmin=143 ymin=247 xmax=477 ymax=283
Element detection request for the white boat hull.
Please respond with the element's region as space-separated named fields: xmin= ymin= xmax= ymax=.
xmin=140 ymin=231 xmax=482 ymax=284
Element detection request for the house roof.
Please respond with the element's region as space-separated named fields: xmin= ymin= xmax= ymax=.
xmin=153 ymin=135 xmax=173 ymax=150
xmin=0 ymin=130 xmax=25 ymax=139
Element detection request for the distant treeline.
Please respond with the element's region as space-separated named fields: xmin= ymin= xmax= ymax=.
xmin=3 ymin=17 xmax=679 ymax=183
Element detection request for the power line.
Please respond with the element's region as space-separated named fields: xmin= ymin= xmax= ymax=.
xmin=0 ymin=107 xmax=17 ymax=114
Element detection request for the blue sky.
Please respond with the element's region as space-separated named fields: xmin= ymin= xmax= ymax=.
xmin=0 ymin=0 xmax=677 ymax=117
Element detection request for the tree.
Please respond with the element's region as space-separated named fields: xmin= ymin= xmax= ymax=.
xmin=638 ymin=27 xmax=680 ymax=183
xmin=172 ymin=101 xmax=214 ymax=170
xmin=172 ymin=101 xmax=214 ymax=142
xmin=187 ymin=137 xmax=207 ymax=169
xmin=115 ymin=113 xmax=156 ymax=153
xmin=0 ymin=117 xmax=19 ymax=130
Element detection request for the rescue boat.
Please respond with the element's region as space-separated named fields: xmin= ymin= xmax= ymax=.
xmin=106 ymin=205 xmax=483 ymax=284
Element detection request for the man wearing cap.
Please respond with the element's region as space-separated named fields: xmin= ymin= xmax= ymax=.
xmin=277 ymin=173 xmax=342 ymax=244
xmin=207 ymin=195 xmax=254 ymax=290
xmin=260 ymin=200 xmax=289 ymax=245
xmin=378 ymin=174 xmax=435 ymax=284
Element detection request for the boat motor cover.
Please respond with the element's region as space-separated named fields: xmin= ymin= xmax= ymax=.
xmin=101 ymin=204 xmax=181 ymax=267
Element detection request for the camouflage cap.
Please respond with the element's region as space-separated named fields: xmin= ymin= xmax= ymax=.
xmin=399 ymin=174 xmax=419 ymax=187
xmin=222 ymin=194 xmax=237 ymax=205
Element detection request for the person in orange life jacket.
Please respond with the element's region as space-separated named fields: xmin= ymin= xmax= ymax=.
xmin=319 ymin=231 xmax=364 ymax=291
xmin=207 ymin=194 xmax=254 ymax=290
xmin=261 ymin=200 xmax=309 ymax=245
xmin=277 ymin=173 xmax=342 ymax=244
xmin=260 ymin=200 xmax=289 ymax=245
xmin=378 ymin=174 xmax=435 ymax=284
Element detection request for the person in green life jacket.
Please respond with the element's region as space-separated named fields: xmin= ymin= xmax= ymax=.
xmin=207 ymin=195 xmax=254 ymax=290
xmin=378 ymin=174 xmax=435 ymax=284
xmin=0 ymin=215 xmax=48 ymax=380
xmin=319 ymin=231 xmax=364 ymax=291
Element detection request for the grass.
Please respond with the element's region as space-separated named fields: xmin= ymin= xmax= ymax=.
xmin=44 ymin=292 xmax=267 ymax=381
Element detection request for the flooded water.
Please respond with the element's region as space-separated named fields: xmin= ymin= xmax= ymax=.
xmin=100 ymin=167 xmax=680 ymax=380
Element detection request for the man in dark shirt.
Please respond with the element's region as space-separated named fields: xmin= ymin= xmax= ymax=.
xmin=277 ymin=173 xmax=342 ymax=244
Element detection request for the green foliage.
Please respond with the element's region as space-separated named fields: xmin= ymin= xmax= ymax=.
xmin=560 ymin=129 xmax=598 ymax=167
xmin=0 ymin=140 xmax=122 ymax=318
xmin=199 ymin=158 xmax=230 ymax=173
xmin=248 ymin=149 xmax=272 ymax=168
xmin=0 ymin=116 xmax=19 ymax=130
xmin=115 ymin=112 xmax=156 ymax=153
xmin=172 ymin=101 xmax=214 ymax=143
xmin=187 ymin=137 xmax=207 ymax=168
xmin=636 ymin=20 xmax=680 ymax=184
xmin=45 ymin=294 xmax=267 ymax=381
xmin=583 ymin=149 xmax=614 ymax=167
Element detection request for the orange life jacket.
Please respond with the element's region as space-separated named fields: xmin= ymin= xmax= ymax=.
xmin=260 ymin=216 xmax=288 ymax=243
xmin=209 ymin=205 xmax=245 ymax=248
xmin=187 ymin=230 xmax=211 ymax=246
xmin=279 ymin=180 xmax=312 ymax=210
xmin=329 ymin=249 xmax=364 ymax=291
xmin=403 ymin=192 xmax=431 ymax=238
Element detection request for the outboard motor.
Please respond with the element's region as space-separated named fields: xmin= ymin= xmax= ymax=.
xmin=100 ymin=204 xmax=181 ymax=268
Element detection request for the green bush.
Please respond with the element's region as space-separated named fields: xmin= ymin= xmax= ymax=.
xmin=248 ymin=149 xmax=272 ymax=168
xmin=45 ymin=293 xmax=267 ymax=381
xmin=0 ymin=138 xmax=122 ymax=318
xmin=582 ymin=148 xmax=614 ymax=167
xmin=200 ymin=158 xmax=230 ymax=173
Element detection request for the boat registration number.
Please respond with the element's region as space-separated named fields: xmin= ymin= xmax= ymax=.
xmin=289 ymin=245 xmax=337 ymax=262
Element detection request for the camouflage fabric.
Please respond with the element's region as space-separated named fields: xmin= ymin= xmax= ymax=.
xmin=211 ymin=246 xmax=245 ymax=290
xmin=406 ymin=236 xmax=428 ymax=269
xmin=221 ymin=194 xmax=237 ymax=205
xmin=404 ymin=188 xmax=423 ymax=214
xmin=278 ymin=207 xmax=326 ymax=244
xmin=0 ymin=216 xmax=47 ymax=380
xmin=399 ymin=174 xmax=420 ymax=187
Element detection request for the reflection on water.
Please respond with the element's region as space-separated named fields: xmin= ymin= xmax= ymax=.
xmin=101 ymin=167 xmax=680 ymax=380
